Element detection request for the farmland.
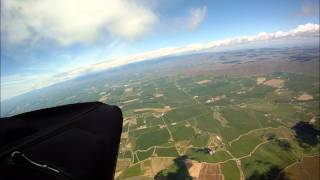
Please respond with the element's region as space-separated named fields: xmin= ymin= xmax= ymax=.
xmin=1 ymin=47 xmax=319 ymax=179
xmin=115 ymin=57 xmax=319 ymax=179
xmin=114 ymin=47 xmax=319 ymax=179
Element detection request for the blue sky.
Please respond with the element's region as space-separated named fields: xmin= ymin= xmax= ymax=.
xmin=1 ymin=0 xmax=319 ymax=100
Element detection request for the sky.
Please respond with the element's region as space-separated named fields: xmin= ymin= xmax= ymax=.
xmin=1 ymin=0 xmax=320 ymax=101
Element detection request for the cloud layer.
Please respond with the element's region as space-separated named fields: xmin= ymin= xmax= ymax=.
xmin=44 ymin=23 xmax=320 ymax=80
xmin=1 ymin=23 xmax=319 ymax=100
xmin=88 ymin=23 xmax=319 ymax=70
xmin=1 ymin=0 xmax=158 ymax=46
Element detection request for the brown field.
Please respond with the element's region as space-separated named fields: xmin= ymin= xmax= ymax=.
xmin=257 ymin=77 xmax=266 ymax=85
xmin=198 ymin=163 xmax=224 ymax=180
xmin=263 ymin=79 xmax=284 ymax=88
xmin=185 ymin=160 xmax=203 ymax=179
xmin=150 ymin=157 xmax=175 ymax=176
xmin=285 ymin=156 xmax=320 ymax=180
xmin=116 ymin=159 xmax=131 ymax=172
xmin=141 ymin=160 xmax=153 ymax=177
xmin=297 ymin=92 xmax=314 ymax=101
xmin=121 ymin=132 xmax=129 ymax=139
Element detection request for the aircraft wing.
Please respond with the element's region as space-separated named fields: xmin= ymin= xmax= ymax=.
xmin=0 ymin=102 xmax=123 ymax=180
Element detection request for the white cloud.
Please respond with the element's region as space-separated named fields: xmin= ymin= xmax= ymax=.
xmin=1 ymin=23 xmax=319 ymax=100
xmin=187 ymin=6 xmax=207 ymax=30
xmin=1 ymin=0 xmax=158 ymax=46
xmin=53 ymin=23 xmax=320 ymax=78
xmin=291 ymin=23 xmax=319 ymax=34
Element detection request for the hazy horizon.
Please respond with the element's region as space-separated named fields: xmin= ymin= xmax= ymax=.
xmin=1 ymin=0 xmax=319 ymax=100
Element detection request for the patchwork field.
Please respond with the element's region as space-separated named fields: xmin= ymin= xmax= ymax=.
xmin=2 ymin=47 xmax=319 ymax=179
xmin=115 ymin=70 xmax=319 ymax=179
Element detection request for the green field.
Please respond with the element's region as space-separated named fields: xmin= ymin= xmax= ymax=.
xmin=155 ymin=147 xmax=179 ymax=157
xmin=190 ymin=133 xmax=210 ymax=147
xmin=5 ymin=48 xmax=318 ymax=180
xmin=219 ymin=107 xmax=262 ymax=142
xmin=137 ymin=148 xmax=154 ymax=161
xmin=186 ymin=149 xmax=232 ymax=163
xmin=241 ymin=140 xmax=301 ymax=179
xmin=169 ymin=122 xmax=195 ymax=141
xmin=228 ymin=133 xmax=262 ymax=158
xmin=221 ymin=160 xmax=241 ymax=180
xmin=114 ymin=70 xmax=319 ymax=179
xmin=119 ymin=164 xmax=142 ymax=179
xmin=135 ymin=128 xmax=170 ymax=150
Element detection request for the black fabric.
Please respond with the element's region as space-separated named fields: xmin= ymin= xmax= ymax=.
xmin=0 ymin=102 xmax=123 ymax=180
xmin=0 ymin=117 xmax=37 ymax=147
